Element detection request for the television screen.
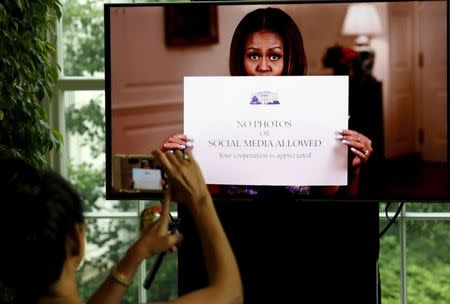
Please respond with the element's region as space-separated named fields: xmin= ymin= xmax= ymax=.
xmin=105 ymin=0 xmax=448 ymax=202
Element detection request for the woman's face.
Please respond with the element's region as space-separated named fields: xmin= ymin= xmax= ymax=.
xmin=244 ymin=30 xmax=284 ymax=76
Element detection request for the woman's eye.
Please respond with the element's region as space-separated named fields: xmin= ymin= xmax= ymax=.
xmin=248 ymin=54 xmax=259 ymax=60
xmin=269 ymin=54 xmax=281 ymax=61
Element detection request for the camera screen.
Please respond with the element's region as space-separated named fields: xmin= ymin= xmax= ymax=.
xmin=112 ymin=155 xmax=164 ymax=195
xmin=132 ymin=168 xmax=163 ymax=191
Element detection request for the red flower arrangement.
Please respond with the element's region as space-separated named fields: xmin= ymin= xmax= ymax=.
xmin=340 ymin=46 xmax=359 ymax=65
xmin=323 ymin=44 xmax=376 ymax=76
xmin=322 ymin=44 xmax=359 ymax=75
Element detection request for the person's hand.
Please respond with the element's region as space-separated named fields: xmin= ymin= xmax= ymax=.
xmin=161 ymin=134 xmax=192 ymax=152
xmin=128 ymin=178 xmax=134 ymax=189
xmin=131 ymin=192 xmax=183 ymax=261
xmin=152 ymin=149 xmax=210 ymax=208
xmin=336 ymin=129 xmax=372 ymax=171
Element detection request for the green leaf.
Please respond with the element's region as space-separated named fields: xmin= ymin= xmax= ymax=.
xmin=52 ymin=128 xmax=64 ymax=143
xmin=12 ymin=20 xmax=18 ymax=32
xmin=0 ymin=4 xmax=6 ymax=20
xmin=17 ymin=0 xmax=24 ymax=11
xmin=0 ymin=0 xmax=63 ymax=168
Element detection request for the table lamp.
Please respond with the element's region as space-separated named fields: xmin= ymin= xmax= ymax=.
xmin=341 ymin=3 xmax=382 ymax=49
xmin=341 ymin=3 xmax=382 ymax=75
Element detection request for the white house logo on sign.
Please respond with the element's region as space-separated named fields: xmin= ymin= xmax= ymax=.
xmin=250 ymin=91 xmax=280 ymax=105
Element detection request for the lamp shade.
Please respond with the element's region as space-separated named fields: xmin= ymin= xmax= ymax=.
xmin=341 ymin=4 xmax=382 ymax=36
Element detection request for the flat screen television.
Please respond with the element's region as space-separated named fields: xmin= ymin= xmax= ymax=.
xmin=105 ymin=0 xmax=448 ymax=202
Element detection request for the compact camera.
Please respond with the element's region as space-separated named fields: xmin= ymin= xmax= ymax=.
xmin=112 ymin=154 xmax=164 ymax=194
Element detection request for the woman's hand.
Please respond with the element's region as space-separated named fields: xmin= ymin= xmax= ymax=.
xmin=131 ymin=193 xmax=183 ymax=261
xmin=161 ymin=134 xmax=192 ymax=152
xmin=337 ymin=129 xmax=373 ymax=171
xmin=152 ymin=149 xmax=210 ymax=208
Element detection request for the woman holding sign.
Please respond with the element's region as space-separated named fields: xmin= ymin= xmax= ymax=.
xmin=162 ymin=7 xmax=372 ymax=197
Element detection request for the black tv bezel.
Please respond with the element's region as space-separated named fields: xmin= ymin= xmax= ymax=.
xmin=104 ymin=0 xmax=450 ymax=203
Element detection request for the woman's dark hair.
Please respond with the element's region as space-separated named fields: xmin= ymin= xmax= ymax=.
xmin=229 ymin=7 xmax=307 ymax=76
xmin=0 ymin=158 xmax=84 ymax=303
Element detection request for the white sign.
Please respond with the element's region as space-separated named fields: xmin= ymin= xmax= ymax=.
xmin=184 ymin=76 xmax=348 ymax=186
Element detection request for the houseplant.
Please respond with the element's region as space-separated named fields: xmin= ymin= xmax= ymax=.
xmin=322 ymin=44 xmax=359 ymax=75
xmin=322 ymin=43 xmax=375 ymax=76
xmin=0 ymin=0 xmax=63 ymax=169
xmin=0 ymin=1 xmax=62 ymax=301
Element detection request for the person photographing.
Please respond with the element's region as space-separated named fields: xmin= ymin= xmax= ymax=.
xmin=0 ymin=154 xmax=243 ymax=304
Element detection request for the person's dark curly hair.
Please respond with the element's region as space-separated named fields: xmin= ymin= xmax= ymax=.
xmin=0 ymin=158 xmax=84 ymax=303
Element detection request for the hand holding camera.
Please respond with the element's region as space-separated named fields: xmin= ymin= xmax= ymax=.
xmin=152 ymin=148 xmax=211 ymax=210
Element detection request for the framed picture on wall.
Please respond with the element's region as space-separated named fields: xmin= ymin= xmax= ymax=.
xmin=164 ymin=4 xmax=218 ymax=46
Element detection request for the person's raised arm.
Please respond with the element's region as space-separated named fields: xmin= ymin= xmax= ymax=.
xmin=152 ymin=148 xmax=243 ymax=304
xmin=317 ymin=129 xmax=372 ymax=196
xmin=87 ymin=192 xmax=182 ymax=304
xmin=337 ymin=129 xmax=372 ymax=196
